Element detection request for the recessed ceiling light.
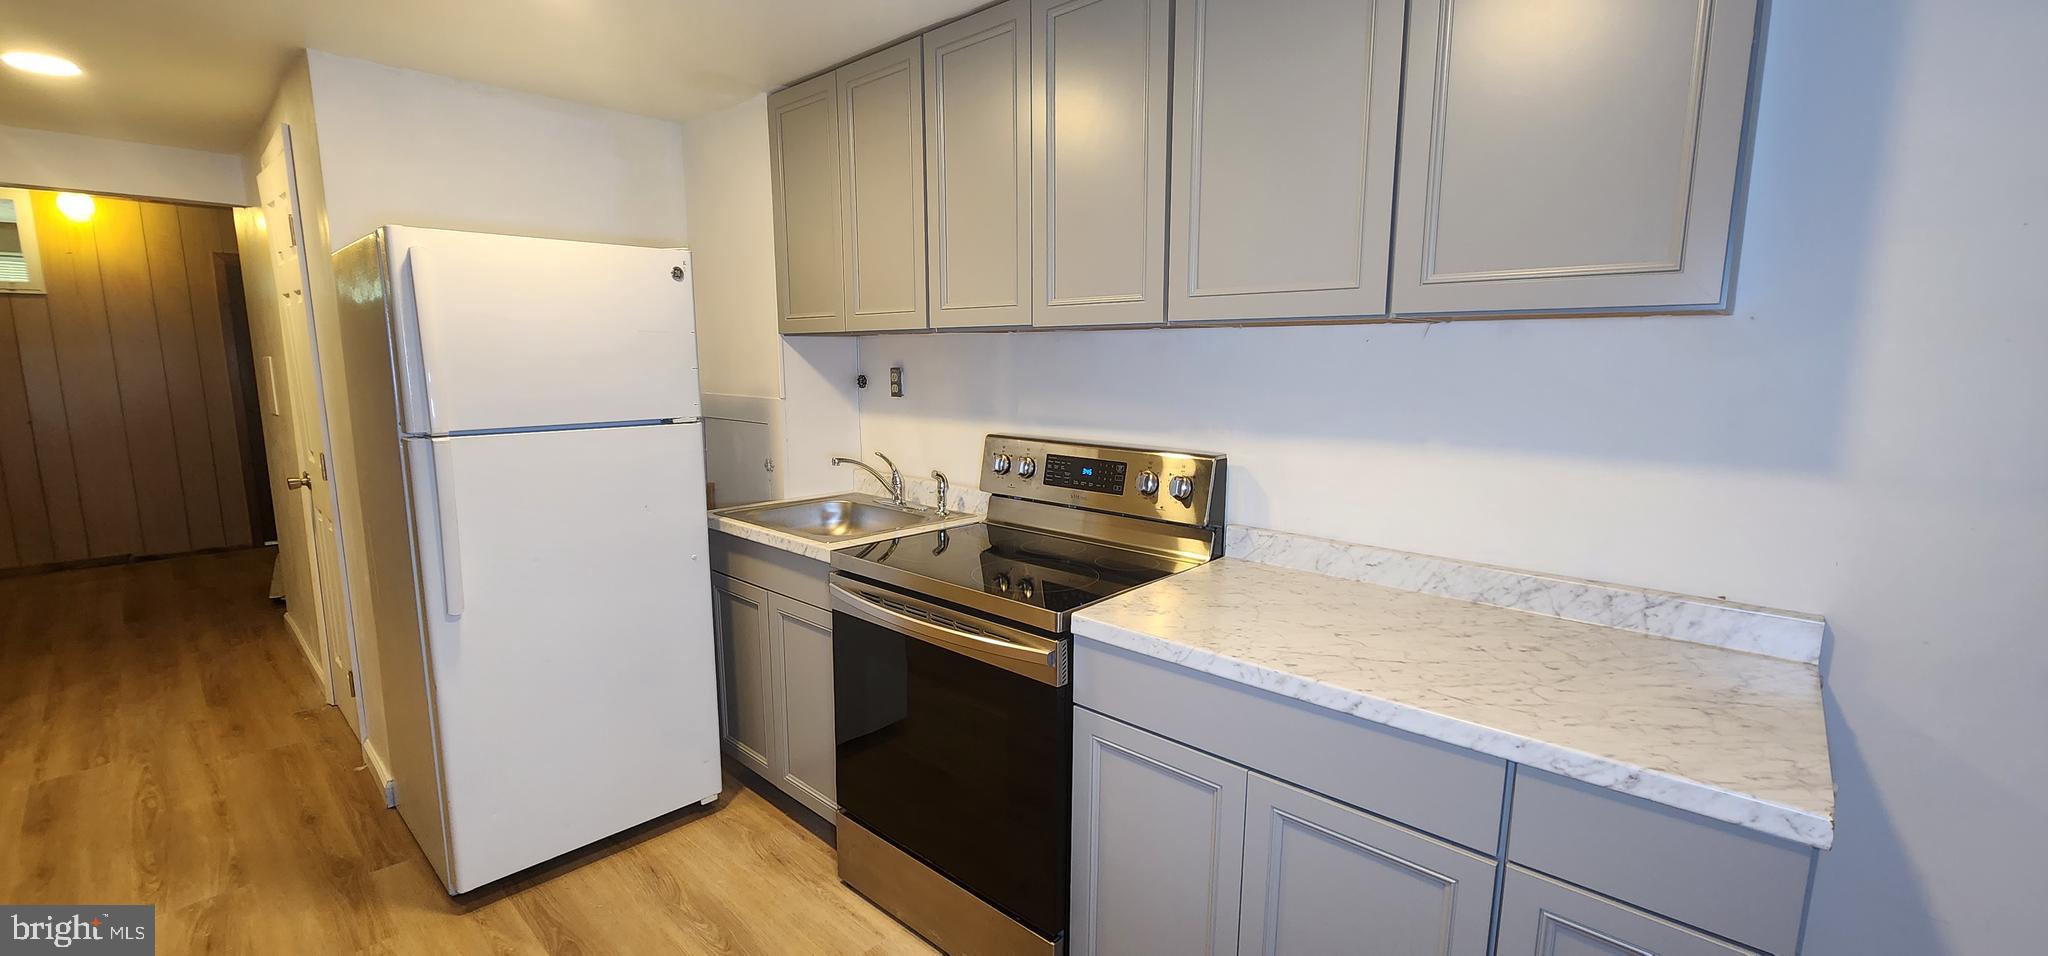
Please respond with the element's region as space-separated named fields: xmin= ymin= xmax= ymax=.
xmin=2 ymin=52 xmax=83 ymax=77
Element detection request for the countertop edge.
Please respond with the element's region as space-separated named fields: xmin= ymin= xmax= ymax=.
xmin=1070 ymin=611 xmax=1836 ymax=851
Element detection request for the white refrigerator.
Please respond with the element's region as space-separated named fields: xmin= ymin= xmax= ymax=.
xmin=332 ymin=226 xmax=720 ymax=894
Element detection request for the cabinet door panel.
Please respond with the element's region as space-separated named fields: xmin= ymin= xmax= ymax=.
xmin=711 ymin=573 xmax=773 ymax=777
xmin=926 ymin=0 xmax=1032 ymax=329
xmin=1240 ymin=774 xmax=1493 ymax=955
xmin=1391 ymin=0 xmax=1760 ymax=315
xmin=769 ymin=594 xmax=837 ymax=819
xmin=1168 ymin=0 xmax=1403 ymax=322
xmin=1031 ymin=0 xmax=1171 ymax=327
xmin=769 ymin=73 xmax=848 ymax=333
xmin=1497 ymin=866 xmax=1760 ymax=956
xmin=839 ymin=38 xmax=930 ymax=331
xmin=1071 ymin=707 xmax=1245 ymax=956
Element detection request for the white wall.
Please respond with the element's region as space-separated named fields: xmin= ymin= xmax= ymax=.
xmin=681 ymin=95 xmax=784 ymax=400
xmin=0 ymin=123 xmax=248 ymax=206
xmin=678 ymin=95 xmax=863 ymax=500
xmin=847 ymin=2 xmax=2048 ymax=953
xmin=305 ymin=51 xmax=688 ymax=249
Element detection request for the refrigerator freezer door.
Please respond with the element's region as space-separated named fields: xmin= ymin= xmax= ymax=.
xmin=387 ymin=226 xmax=701 ymax=435
xmin=400 ymin=422 xmax=718 ymax=892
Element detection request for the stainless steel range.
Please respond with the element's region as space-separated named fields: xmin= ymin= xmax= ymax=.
xmin=830 ymin=435 xmax=1226 ymax=955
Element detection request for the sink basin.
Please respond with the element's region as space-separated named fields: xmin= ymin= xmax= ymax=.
xmin=721 ymin=495 xmax=933 ymax=542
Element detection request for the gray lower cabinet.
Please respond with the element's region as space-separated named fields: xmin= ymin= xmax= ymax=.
xmin=1239 ymin=774 xmax=1494 ymax=955
xmin=1389 ymin=0 xmax=1762 ymax=316
xmin=711 ymin=573 xmax=775 ymax=777
xmin=1496 ymin=866 xmax=1760 ymax=956
xmin=1073 ymin=706 xmax=1496 ymax=956
xmin=1072 ymin=706 xmax=1246 ymax=956
xmin=766 ymin=593 xmax=836 ymax=818
xmin=710 ymin=565 xmax=837 ymax=819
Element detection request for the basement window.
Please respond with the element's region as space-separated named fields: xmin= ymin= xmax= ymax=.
xmin=0 ymin=187 xmax=49 ymax=294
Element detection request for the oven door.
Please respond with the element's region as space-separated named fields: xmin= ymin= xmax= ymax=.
xmin=830 ymin=574 xmax=1071 ymax=941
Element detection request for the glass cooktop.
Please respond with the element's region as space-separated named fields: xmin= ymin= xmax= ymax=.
xmin=830 ymin=522 xmax=1202 ymax=631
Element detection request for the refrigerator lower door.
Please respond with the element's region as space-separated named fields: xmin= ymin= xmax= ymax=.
xmin=401 ymin=421 xmax=717 ymax=893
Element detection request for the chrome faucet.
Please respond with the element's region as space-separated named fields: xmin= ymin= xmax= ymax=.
xmin=930 ymin=470 xmax=950 ymax=517
xmin=831 ymin=452 xmax=906 ymax=506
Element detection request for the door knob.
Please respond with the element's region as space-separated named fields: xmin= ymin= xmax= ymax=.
xmin=286 ymin=473 xmax=312 ymax=490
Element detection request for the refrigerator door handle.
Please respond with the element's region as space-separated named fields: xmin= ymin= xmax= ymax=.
xmin=430 ymin=437 xmax=465 ymax=617
xmin=406 ymin=245 xmax=444 ymax=436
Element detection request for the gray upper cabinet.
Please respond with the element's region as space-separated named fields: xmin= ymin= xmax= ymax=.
xmin=1031 ymin=0 xmax=1172 ymax=328
xmin=1497 ymin=866 xmax=1761 ymax=956
xmin=1072 ymin=707 xmax=1246 ymax=956
xmin=924 ymin=0 xmax=1033 ymax=330
xmin=768 ymin=594 xmax=836 ymax=819
xmin=711 ymin=573 xmax=774 ymax=777
xmin=1239 ymin=774 xmax=1495 ymax=956
xmin=839 ymin=38 xmax=930 ymax=332
xmin=1167 ymin=0 xmax=1405 ymax=323
xmin=769 ymin=73 xmax=849 ymax=334
xmin=1390 ymin=0 xmax=1762 ymax=316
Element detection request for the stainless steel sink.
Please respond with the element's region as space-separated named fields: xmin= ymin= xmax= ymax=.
xmin=719 ymin=494 xmax=935 ymax=542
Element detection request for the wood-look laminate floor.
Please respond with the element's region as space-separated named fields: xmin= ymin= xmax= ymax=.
xmin=0 ymin=548 xmax=936 ymax=955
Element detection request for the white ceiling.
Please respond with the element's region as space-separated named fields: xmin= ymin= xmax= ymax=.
xmin=0 ymin=0 xmax=984 ymax=154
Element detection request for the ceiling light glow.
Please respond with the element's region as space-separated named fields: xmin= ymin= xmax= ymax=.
xmin=2 ymin=51 xmax=83 ymax=77
xmin=56 ymin=193 xmax=95 ymax=222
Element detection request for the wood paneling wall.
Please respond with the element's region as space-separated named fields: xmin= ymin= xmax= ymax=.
xmin=0 ymin=190 xmax=263 ymax=569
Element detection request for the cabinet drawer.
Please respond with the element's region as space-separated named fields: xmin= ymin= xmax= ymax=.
xmin=1509 ymin=769 xmax=1813 ymax=955
xmin=1497 ymin=866 xmax=1760 ymax=956
xmin=1075 ymin=639 xmax=1506 ymax=852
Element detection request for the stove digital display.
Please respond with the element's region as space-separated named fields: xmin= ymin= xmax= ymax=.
xmin=1042 ymin=454 xmax=1127 ymax=495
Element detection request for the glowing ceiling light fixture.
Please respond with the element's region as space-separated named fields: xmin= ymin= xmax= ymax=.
xmin=56 ymin=193 xmax=95 ymax=222
xmin=1 ymin=51 xmax=83 ymax=77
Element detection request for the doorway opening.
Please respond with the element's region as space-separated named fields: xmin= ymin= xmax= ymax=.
xmin=0 ymin=185 xmax=273 ymax=576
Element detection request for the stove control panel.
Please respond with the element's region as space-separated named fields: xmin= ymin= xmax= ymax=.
xmin=981 ymin=435 xmax=1225 ymax=530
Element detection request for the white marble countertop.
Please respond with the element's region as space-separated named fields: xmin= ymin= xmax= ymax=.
xmin=709 ymin=497 xmax=982 ymax=562
xmin=1073 ymin=558 xmax=1835 ymax=849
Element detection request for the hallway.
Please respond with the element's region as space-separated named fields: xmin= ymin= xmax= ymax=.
xmin=0 ymin=550 xmax=931 ymax=954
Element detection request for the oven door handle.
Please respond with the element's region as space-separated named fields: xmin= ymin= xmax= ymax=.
xmin=830 ymin=583 xmax=1067 ymax=686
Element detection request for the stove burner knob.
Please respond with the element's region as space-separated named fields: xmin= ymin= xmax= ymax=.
xmin=1018 ymin=578 xmax=1036 ymax=599
xmin=1168 ymin=475 xmax=1195 ymax=503
xmin=992 ymin=573 xmax=1010 ymax=592
xmin=990 ymin=453 xmax=1012 ymax=475
xmin=1137 ymin=470 xmax=1160 ymax=496
xmin=1017 ymin=457 xmax=1037 ymax=479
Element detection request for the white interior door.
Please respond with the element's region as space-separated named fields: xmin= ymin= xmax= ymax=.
xmin=403 ymin=421 xmax=718 ymax=891
xmin=388 ymin=227 xmax=700 ymax=434
xmin=258 ymin=127 xmax=363 ymax=737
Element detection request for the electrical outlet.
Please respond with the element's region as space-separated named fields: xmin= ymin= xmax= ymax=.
xmin=890 ymin=365 xmax=904 ymax=397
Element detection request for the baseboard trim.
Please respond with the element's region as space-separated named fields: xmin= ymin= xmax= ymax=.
xmin=363 ymin=739 xmax=397 ymax=807
xmin=281 ymin=612 xmax=325 ymax=691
